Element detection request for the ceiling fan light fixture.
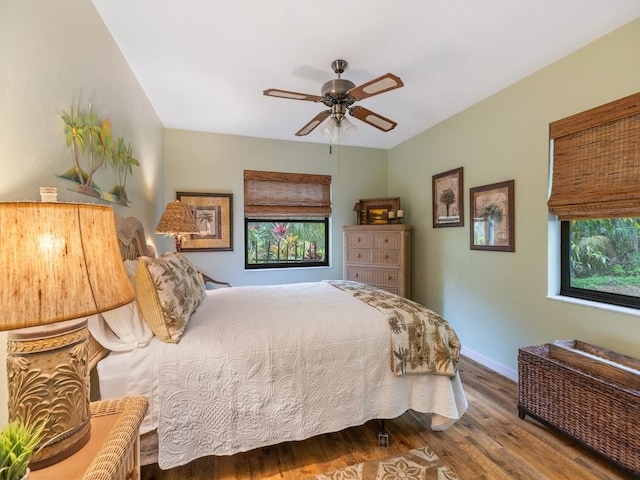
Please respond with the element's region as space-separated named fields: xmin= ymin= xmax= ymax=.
xmin=264 ymin=60 xmax=403 ymax=138
xmin=322 ymin=116 xmax=357 ymax=142
xmin=322 ymin=117 xmax=339 ymax=141
xmin=331 ymin=103 xmax=347 ymax=122
xmin=341 ymin=117 xmax=357 ymax=136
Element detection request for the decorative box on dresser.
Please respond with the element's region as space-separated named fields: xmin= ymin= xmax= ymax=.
xmin=342 ymin=224 xmax=411 ymax=298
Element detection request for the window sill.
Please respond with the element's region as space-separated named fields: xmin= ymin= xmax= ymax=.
xmin=547 ymin=294 xmax=640 ymax=318
xmin=245 ymin=264 xmax=332 ymax=272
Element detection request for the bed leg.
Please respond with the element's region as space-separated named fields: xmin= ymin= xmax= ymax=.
xmin=378 ymin=419 xmax=389 ymax=448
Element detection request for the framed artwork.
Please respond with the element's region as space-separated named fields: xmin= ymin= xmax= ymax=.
xmin=367 ymin=208 xmax=389 ymax=225
xmin=357 ymin=197 xmax=401 ymax=225
xmin=176 ymin=192 xmax=233 ymax=251
xmin=432 ymin=167 xmax=464 ymax=228
xmin=470 ymin=180 xmax=515 ymax=252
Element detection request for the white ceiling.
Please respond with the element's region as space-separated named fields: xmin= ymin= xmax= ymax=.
xmin=92 ymin=1 xmax=640 ymax=150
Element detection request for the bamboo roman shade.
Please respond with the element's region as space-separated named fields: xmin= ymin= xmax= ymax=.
xmin=244 ymin=170 xmax=332 ymax=218
xmin=548 ymin=92 xmax=640 ymax=220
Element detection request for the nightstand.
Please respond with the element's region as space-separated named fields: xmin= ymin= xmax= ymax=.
xmin=30 ymin=396 xmax=148 ymax=480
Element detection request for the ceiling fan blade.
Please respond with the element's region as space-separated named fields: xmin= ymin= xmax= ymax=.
xmin=347 ymin=73 xmax=404 ymax=101
xmin=295 ymin=110 xmax=331 ymax=136
xmin=349 ymin=106 xmax=398 ymax=132
xmin=263 ymin=89 xmax=323 ymax=102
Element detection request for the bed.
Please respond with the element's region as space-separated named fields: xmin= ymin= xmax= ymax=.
xmin=88 ymin=216 xmax=468 ymax=470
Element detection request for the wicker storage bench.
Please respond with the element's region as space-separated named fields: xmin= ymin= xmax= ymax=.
xmin=518 ymin=341 xmax=640 ymax=476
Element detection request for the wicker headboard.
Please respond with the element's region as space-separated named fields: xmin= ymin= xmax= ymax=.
xmin=87 ymin=216 xmax=156 ymax=370
xmin=115 ymin=216 xmax=156 ymax=261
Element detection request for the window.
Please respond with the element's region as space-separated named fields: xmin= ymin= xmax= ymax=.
xmin=244 ymin=170 xmax=331 ymax=269
xmin=549 ymin=92 xmax=640 ymax=308
xmin=561 ymin=218 xmax=640 ymax=309
xmin=245 ymin=218 xmax=328 ymax=269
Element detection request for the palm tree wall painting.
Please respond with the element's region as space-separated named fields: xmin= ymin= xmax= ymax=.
xmin=470 ymin=180 xmax=515 ymax=252
xmin=433 ymin=167 xmax=464 ymax=228
xmin=176 ymin=192 xmax=233 ymax=252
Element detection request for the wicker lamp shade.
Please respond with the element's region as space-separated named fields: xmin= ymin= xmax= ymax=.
xmin=156 ymin=201 xmax=198 ymax=234
xmin=0 ymin=202 xmax=136 ymax=468
xmin=0 ymin=202 xmax=135 ymax=328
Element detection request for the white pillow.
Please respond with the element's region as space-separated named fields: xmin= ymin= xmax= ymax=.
xmin=88 ymin=301 xmax=154 ymax=352
xmin=124 ymin=259 xmax=138 ymax=286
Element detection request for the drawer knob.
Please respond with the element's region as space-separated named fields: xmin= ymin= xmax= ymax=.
xmin=384 ymin=255 xmax=389 ymax=259
xmin=357 ymin=237 xmax=361 ymax=242
xmin=357 ymin=253 xmax=361 ymax=258
xmin=384 ymin=238 xmax=389 ymax=243
xmin=387 ymin=275 xmax=392 ymax=280
xmin=354 ymin=273 xmax=359 ymax=278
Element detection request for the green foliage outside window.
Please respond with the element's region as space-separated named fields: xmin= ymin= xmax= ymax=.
xmin=566 ymin=218 xmax=640 ymax=299
xmin=245 ymin=219 xmax=328 ymax=268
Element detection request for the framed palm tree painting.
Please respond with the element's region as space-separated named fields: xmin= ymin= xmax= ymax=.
xmin=469 ymin=180 xmax=514 ymax=252
xmin=176 ymin=192 xmax=233 ymax=251
xmin=433 ymin=167 xmax=463 ymax=228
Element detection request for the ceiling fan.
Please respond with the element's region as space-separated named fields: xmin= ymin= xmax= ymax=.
xmin=263 ymin=59 xmax=404 ymax=137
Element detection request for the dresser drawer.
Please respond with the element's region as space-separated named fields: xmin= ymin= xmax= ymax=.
xmin=345 ymin=233 xmax=401 ymax=250
xmin=345 ymin=248 xmax=373 ymax=264
xmin=344 ymin=233 xmax=375 ymax=248
xmin=372 ymin=249 xmax=400 ymax=266
xmin=345 ymin=267 xmax=400 ymax=287
xmin=373 ymin=233 xmax=401 ymax=249
xmin=345 ymin=248 xmax=400 ymax=266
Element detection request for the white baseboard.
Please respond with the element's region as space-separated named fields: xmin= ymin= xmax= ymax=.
xmin=461 ymin=346 xmax=518 ymax=382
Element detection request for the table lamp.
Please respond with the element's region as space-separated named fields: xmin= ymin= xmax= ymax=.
xmin=0 ymin=202 xmax=135 ymax=469
xmin=155 ymin=200 xmax=199 ymax=252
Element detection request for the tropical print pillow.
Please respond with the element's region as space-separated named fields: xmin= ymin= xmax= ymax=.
xmin=136 ymin=252 xmax=205 ymax=342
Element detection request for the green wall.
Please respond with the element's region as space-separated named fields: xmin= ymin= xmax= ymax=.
xmin=0 ymin=0 xmax=164 ymax=225
xmin=388 ymin=17 xmax=640 ymax=377
xmin=0 ymin=0 xmax=165 ymax=422
xmin=163 ymin=129 xmax=388 ymax=286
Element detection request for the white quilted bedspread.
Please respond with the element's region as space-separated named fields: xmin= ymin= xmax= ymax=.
xmin=100 ymin=281 xmax=467 ymax=469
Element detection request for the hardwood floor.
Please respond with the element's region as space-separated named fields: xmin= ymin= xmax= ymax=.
xmin=141 ymin=356 xmax=635 ymax=479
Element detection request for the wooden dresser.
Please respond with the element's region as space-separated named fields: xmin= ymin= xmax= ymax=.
xmin=342 ymin=224 xmax=411 ymax=298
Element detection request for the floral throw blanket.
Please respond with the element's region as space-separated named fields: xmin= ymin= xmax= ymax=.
xmin=326 ymin=280 xmax=460 ymax=377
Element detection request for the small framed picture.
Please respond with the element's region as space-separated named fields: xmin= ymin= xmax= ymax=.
xmin=433 ymin=167 xmax=464 ymax=228
xmin=357 ymin=197 xmax=401 ymax=225
xmin=470 ymin=180 xmax=514 ymax=252
xmin=367 ymin=208 xmax=389 ymax=224
xmin=176 ymin=192 xmax=233 ymax=251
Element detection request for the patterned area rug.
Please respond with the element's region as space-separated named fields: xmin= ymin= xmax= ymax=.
xmin=303 ymin=445 xmax=459 ymax=480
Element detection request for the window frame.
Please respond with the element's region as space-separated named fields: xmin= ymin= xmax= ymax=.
xmin=243 ymin=169 xmax=332 ymax=271
xmin=560 ymin=220 xmax=640 ymax=310
xmin=244 ymin=217 xmax=330 ymax=270
xmin=550 ymin=93 xmax=640 ymax=310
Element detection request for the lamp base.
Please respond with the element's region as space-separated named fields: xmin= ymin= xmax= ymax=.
xmin=6 ymin=318 xmax=92 ymax=469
